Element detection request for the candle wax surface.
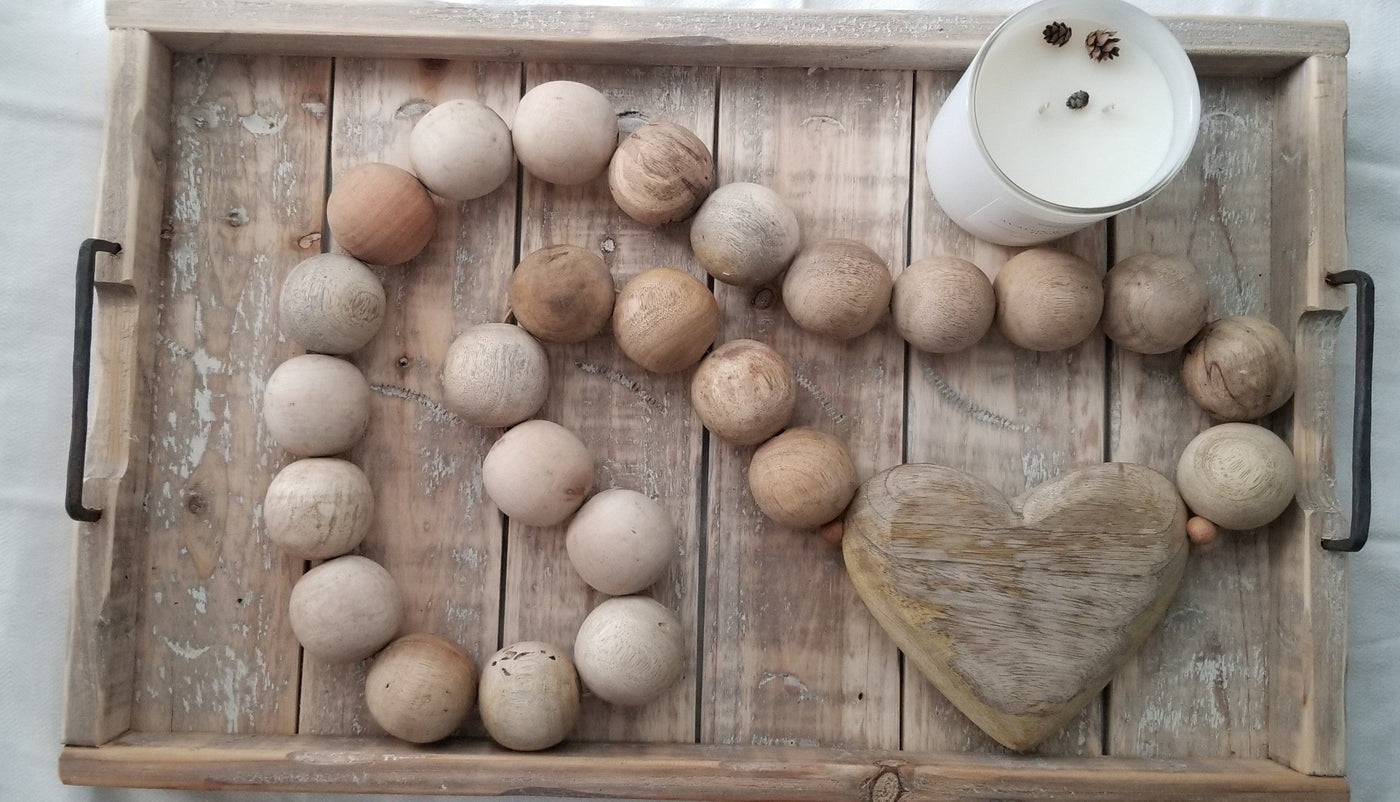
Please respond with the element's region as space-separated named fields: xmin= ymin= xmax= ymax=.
xmin=974 ymin=18 xmax=1175 ymax=210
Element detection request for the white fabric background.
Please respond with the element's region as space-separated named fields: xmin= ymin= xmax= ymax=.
xmin=1 ymin=0 xmax=1393 ymax=799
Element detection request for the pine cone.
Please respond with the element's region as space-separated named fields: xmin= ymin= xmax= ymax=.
xmin=1085 ymin=29 xmax=1121 ymax=61
xmin=1042 ymin=21 xmax=1072 ymax=47
xmin=1066 ymin=90 xmax=1089 ymax=110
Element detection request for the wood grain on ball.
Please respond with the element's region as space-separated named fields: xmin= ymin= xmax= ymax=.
xmin=565 ymin=489 xmax=678 ymax=596
xmin=783 ymin=239 xmax=893 ymax=341
xmin=365 ymin=633 xmax=478 ymax=744
xmin=1181 ymin=315 xmax=1295 ymax=421
xmin=892 ymin=256 xmax=995 ymax=353
xmin=289 ymin=555 xmax=403 ymax=664
xmin=263 ymin=458 xmax=373 ymax=560
xmin=690 ymin=182 xmax=801 ymax=287
xmin=613 ymin=267 xmax=720 ymax=373
xmin=1176 ymin=422 xmax=1298 ymax=531
xmin=478 ymin=641 xmax=580 ymax=751
xmin=748 ymin=428 xmax=858 ymax=530
xmin=482 ymin=419 xmax=594 ymax=527
xmin=1102 ymin=253 xmax=1210 ymax=354
xmin=326 ymin=162 xmax=436 ymax=266
xmin=278 ymin=253 xmax=385 ymax=354
xmin=993 ymin=247 xmax=1103 ymax=352
xmin=608 ymin=122 xmax=715 ymax=226
xmin=513 ymin=81 xmax=617 ymax=186
xmin=408 ymin=98 xmax=514 ymax=201
xmin=263 ymin=354 xmax=372 ymax=457
xmin=508 ymin=244 xmax=615 ymax=344
xmin=440 ymin=324 xmax=549 ymax=427
xmin=573 ymin=596 xmax=686 ymax=707
xmin=690 ymin=339 xmax=795 ymax=445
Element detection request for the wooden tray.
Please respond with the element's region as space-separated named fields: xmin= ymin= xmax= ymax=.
xmin=62 ymin=2 xmax=1353 ymax=798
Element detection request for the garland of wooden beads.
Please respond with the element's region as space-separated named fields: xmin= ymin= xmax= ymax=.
xmin=261 ymin=81 xmax=1298 ymax=750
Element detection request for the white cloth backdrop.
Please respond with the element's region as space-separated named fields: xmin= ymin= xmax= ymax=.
xmin=1 ymin=0 xmax=1394 ymax=799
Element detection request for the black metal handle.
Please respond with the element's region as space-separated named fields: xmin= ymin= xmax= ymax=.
xmin=67 ymin=238 xmax=121 ymax=523
xmin=1321 ymin=270 xmax=1373 ymax=552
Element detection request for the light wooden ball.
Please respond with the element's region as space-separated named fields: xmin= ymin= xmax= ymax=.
xmin=325 ymin=162 xmax=436 ymax=266
xmin=365 ymin=633 xmax=478 ymax=744
xmin=573 ymin=596 xmax=685 ymax=707
xmin=479 ymin=641 xmax=580 ymax=751
xmin=748 ymin=428 xmax=858 ymax=530
xmin=1176 ymin=422 xmax=1298 ymax=531
xmin=278 ymin=253 xmax=385 ymax=354
xmin=508 ymin=245 xmax=615 ymax=344
xmin=1181 ymin=315 xmax=1295 ymax=421
xmin=608 ymin=122 xmax=715 ymax=226
xmin=440 ymin=324 xmax=549 ymax=427
xmin=482 ymin=419 xmax=594 ymax=527
xmin=1102 ymin=253 xmax=1210 ymax=354
xmin=613 ymin=267 xmax=720 ymax=373
xmin=289 ymin=555 xmax=403 ymax=664
xmin=892 ymin=256 xmax=995 ymax=353
xmin=512 ymin=81 xmax=617 ymax=186
xmin=263 ymin=354 xmax=372 ymax=457
xmin=263 ymin=458 xmax=374 ymax=560
xmin=783 ymin=239 xmax=893 ymax=341
xmin=690 ymin=339 xmax=796 ymax=445
xmin=690 ymin=182 xmax=801 ymax=287
xmin=993 ymin=247 xmax=1103 ymax=352
xmin=566 ymin=489 xmax=678 ymax=596
xmin=1186 ymin=516 xmax=1219 ymax=546
xmin=408 ymin=99 xmax=514 ymax=201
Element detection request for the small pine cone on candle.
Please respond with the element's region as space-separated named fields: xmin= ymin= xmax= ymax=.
xmin=1086 ymin=29 xmax=1122 ymax=61
xmin=1042 ymin=21 xmax=1072 ymax=47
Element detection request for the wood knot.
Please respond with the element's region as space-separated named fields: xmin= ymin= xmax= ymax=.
xmin=752 ymin=287 xmax=776 ymax=309
xmin=866 ymin=767 xmax=904 ymax=802
xmin=184 ymin=493 xmax=209 ymax=516
xmin=297 ymin=231 xmax=322 ymax=250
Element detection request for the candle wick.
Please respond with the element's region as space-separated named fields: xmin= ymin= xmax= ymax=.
xmin=1103 ymin=103 xmax=1117 ymax=114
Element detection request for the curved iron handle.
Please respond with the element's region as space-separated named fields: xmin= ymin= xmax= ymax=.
xmin=66 ymin=238 xmax=121 ymax=523
xmin=1321 ymin=269 xmax=1373 ymax=552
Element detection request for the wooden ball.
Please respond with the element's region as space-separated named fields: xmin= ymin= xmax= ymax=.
xmin=573 ymin=596 xmax=685 ymax=707
xmin=892 ymin=256 xmax=995 ymax=353
xmin=263 ymin=458 xmax=374 ymax=560
xmin=479 ymin=641 xmax=580 ymax=751
xmin=482 ymin=419 xmax=594 ymax=527
xmin=566 ymin=489 xmax=678 ymax=596
xmin=690 ymin=339 xmax=795 ymax=445
xmin=289 ymin=555 xmax=403 ymax=664
xmin=279 ymin=253 xmax=385 ymax=354
xmin=1102 ymin=254 xmax=1210 ymax=354
xmin=1176 ymin=422 xmax=1298 ymax=531
xmin=263 ymin=354 xmax=371 ymax=457
xmin=1186 ymin=516 xmax=1219 ymax=546
xmin=508 ymin=245 xmax=615 ymax=344
xmin=408 ymin=99 xmax=514 ymax=201
xmin=782 ymin=239 xmax=893 ymax=341
xmin=690 ymin=182 xmax=801 ymax=287
xmin=326 ymin=162 xmax=436 ymax=266
xmin=441 ymin=324 xmax=549 ymax=427
xmin=748 ymin=428 xmax=858 ymax=530
xmin=1181 ymin=315 xmax=1295 ymax=421
xmin=613 ymin=268 xmax=720 ymax=373
xmin=608 ymin=122 xmax=715 ymax=226
xmin=513 ymin=81 xmax=617 ymax=186
xmin=993 ymin=247 xmax=1103 ymax=352
xmin=366 ymin=633 xmax=478 ymax=744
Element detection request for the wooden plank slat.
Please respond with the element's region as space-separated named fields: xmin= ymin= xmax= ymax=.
xmin=701 ymin=66 xmax=908 ymax=749
xmin=64 ymin=29 xmax=172 ymax=747
xmin=1267 ymin=54 xmax=1349 ymax=777
xmin=132 ymin=54 xmax=333 ymax=734
xmin=59 ymin=733 xmax=1349 ymax=800
xmin=903 ymin=71 xmax=1105 ymax=756
xmin=107 ymin=1 xmax=1348 ymax=76
xmin=503 ymin=63 xmax=715 ymax=743
xmin=298 ymin=58 xmax=519 ymax=736
xmin=1107 ymin=78 xmax=1275 ymax=760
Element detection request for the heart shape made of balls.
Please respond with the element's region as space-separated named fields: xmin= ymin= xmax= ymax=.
xmin=260 ymin=80 xmax=1300 ymax=750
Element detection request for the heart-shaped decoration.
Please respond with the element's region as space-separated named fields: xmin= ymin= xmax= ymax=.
xmin=843 ymin=462 xmax=1187 ymax=751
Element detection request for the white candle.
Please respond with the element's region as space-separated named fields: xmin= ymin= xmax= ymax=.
xmin=927 ymin=0 xmax=1200 ymax=245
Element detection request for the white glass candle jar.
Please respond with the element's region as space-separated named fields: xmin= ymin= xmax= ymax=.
xmin=927 ymin=0 xmax=1201 ymax=246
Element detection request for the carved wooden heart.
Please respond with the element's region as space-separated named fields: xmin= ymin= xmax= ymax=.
xmin=843 ymin=462 xmax=1188 ymax=751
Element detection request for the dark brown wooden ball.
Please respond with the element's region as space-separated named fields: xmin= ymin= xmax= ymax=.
xmin=608 ymin=122 xmax=715 ymax=227
xmin=508 ymin=245 xmax=615 ymax=344
xmin=326 ymin=162 xmax=437 ymax=266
